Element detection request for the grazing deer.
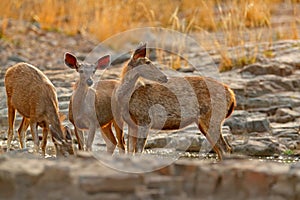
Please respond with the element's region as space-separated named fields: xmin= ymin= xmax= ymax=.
xmin=4 ymin=62 xmax=74 ymax=156
xmin=65 ymin=53 xmax=125 ymax=153
xmin=115 ymin=43 xmax=236 ymax=160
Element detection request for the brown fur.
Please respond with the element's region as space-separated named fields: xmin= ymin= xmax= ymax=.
xmin=117 ymin=44 xmax=236 ymax=160
xmin=4 ymin=62 xmax=73 ymax=156
xmin=129 ymin=77 xmax=236 ymax=157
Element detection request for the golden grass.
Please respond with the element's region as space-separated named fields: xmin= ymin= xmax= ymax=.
xmin=0 ymin=0 xmax=299 ymax=71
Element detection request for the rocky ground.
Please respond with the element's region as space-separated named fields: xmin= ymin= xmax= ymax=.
xmin=0 ymin=20 xmax=300 ymax=161
xmin=1 ymin=152 xmax=300 ymax=200
xmin=0 ymin=18 xmax=300 ymax=199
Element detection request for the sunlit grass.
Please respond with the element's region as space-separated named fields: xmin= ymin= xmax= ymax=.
xmin=0 ymin=0 xmax=299 ymax=71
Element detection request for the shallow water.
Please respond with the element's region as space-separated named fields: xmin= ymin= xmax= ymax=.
xmin=1 ymin=132 xmax=299 ymax=165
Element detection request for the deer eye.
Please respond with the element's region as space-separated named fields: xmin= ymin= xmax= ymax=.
xmin=145 ymin=60 xmax=151 ymax=64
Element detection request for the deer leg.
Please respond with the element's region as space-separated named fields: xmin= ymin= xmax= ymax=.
xmin=198 ymin=120 xmax=223 ymax=160
xmin=41 ymin=124 xmax=49 ymax=156
xmin=135 ymin=126 xmax=149 ymax=153
xmin=74 ymin=126 xmax=84 ymax=150
xmin=7 ymin=102 xmax=16 ymax=152
xmin=30 ymin=121 xmax=39 ymax=153
xmin=127 ymin=125 xmax=138 ymax=154
xmin=113 ymin=120 xmax=125 ymax=154
xmin=101 ymin=123 xmax=117 ymax=154
xmin=127 ymin=134 xmax=131 ymax=153
xmin=17 ymin=117 xmax=30 ymax=149
xmin=217 ymin=132 xmax=232 ymax=154
xmin=86 ymin=124 xmax=97 ymax=151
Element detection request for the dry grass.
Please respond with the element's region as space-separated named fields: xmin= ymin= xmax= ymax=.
xmin=0 ymin=0 xmax=299 ymax=71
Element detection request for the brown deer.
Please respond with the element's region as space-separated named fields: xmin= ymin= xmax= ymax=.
xmin=114 ymin=43 xmax=236 ymax=160
xmin=4 ymin=62 xmax=74 ymax=156
xmin=65 ymin=53 xmax=125 ymax=153
xmin=111 ymin=43 xmax=169 ymax=151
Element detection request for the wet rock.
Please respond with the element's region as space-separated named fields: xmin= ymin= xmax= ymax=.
xmin=249 ymin=105 xmax=291 ymax=116
xmin=145 ymin=126 xmax=233 ymax=153
xmin=269 ymin=107 xmax=300 ymax=123
xmin=271 ymin=120 xmax=300 ymax=149
xmin=171 ymin=135 xmax=204 ymax=152
xmin=57 ymin=92 xmax=72 ymax=102
xmin=240 ymin=62 xmax=294 ymax=77
xmin=146 ymin=133 xmax=205 ymax=152
xmin=177 ymin=66 xmax=195 ymax=73
xmin=7 ymin=55 xmax=28 ymax=63
xmin=59 ymin=101 xmax=71 ymax=111
xmin=275 ymin=52 xmax=300 ymax=70
xmin=275 ymin=107 xmax=300 ymax=118
xmin=232 ymin=136 xmax=287 ymax=156
xmin=224 ymin=111 xmax=271 ymax=134
xmin=271 ymin=121 xmax=300 ymax=131
xmin=146 ymin=134 xmax=170 ymax=149
xmin=245 ymin=92 xmax=300 ymax=110
xmin=273 ymin=128 xmax=300 ymax=140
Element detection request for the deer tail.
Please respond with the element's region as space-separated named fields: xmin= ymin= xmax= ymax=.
xmin=226 ymin=88 xmax=236 ymax=118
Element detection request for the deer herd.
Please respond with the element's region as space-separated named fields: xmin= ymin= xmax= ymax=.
xmin=3 ymin=43 xmax=236 ymax=160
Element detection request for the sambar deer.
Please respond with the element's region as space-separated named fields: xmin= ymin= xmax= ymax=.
xmin=114 ymin=43 xmax=236 ymax=160
xmin=4 ymin=62 xmax=74 ymax=156
xmin=65 ymin=53 xmax=125 ymax=153
xmin=111 ymin=43 xmax=168 ymax=151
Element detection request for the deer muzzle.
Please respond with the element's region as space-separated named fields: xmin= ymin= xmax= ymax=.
xmin=86 ymin=78 xmax=93 ymax=86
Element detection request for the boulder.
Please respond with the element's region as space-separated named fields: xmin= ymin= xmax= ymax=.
xmin=269 ymin=108 xmax=300 ymax=123
xmin=224 ymin=111 xmax=271 ymax=134
xmin=240 ymin=62 xmax=294 ymax=77
xmin=0 ymin=154 xmax=299 ymax=200
xmin=232 ymin=136 xmax=287 ymax=156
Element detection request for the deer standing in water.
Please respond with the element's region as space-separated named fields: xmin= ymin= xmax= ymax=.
xmin=65 ymin=53 xmax=125 ymax=153
xmin=114 ymin=43 xmax=236 ymax=160
xmin=4 ymin=62 xmax=74 ymax=156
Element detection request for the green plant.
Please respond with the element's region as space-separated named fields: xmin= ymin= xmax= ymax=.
xmin=283 ymin=149 xmax=294 ymax=156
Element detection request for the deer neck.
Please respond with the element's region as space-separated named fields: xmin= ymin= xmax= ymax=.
xmin=72 ymin=79 xmax=97 ymax=124
xmin=50 ymin=114 xmax=62 ymax=136
xmin=117 ymin=70 xmax=140 ymax=102
xmin=72 ymin=80 xmax=92 ymax=112
xmin=74 ymin=79 xmax=90 ymax=98
xmin=47 ymin=103 xmax=63 ymax=137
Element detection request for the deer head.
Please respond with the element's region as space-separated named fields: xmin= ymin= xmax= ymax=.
xmin=122 ymin=43 xmax=168 ymax=84
xmin=51 ymin=125 xmax=74 ymax=157
xmin=64 ymin=52 xmax=111 ymax=87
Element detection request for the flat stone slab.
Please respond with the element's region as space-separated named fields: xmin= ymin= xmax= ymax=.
xmin=0 ymin=154 xmax=299 ymax=200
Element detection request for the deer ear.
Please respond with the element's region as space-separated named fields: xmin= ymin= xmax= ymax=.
xmin=64 ymin=52 xmax=78 ymax=69
xmin=132 ymin=42 xmax=147 ymax=60
xmin=96 ymin=55 xmax=110 ymax=70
